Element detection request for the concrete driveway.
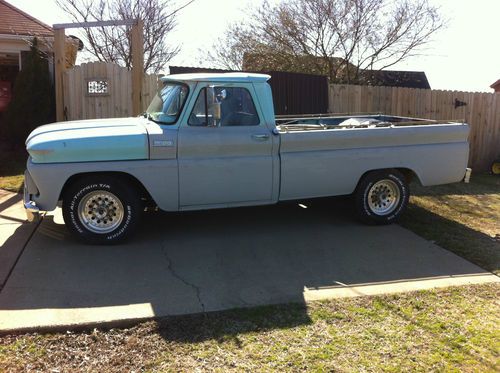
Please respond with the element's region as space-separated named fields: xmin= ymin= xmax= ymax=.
xmin=0 ymin=196 xmax=497 ymax=333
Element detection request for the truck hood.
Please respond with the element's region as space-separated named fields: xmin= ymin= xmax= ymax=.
xmin=26 ymin=117 xmax=149 ymax=163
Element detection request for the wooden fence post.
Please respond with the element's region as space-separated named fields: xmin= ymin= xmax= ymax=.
xmin=54 ymin=28 xmax=66 ymax=122
xmin=131 ymin=20 xmax=144 ymax=116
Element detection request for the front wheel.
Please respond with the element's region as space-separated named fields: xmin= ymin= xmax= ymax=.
xmin=62 ymin=176 xmax=142 ymax=244
xmin=354 ymin=170 xmax=409 ymax=225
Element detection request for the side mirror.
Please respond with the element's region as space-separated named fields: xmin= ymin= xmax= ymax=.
xmin=216 ymin=89 xmax=227 ymax=101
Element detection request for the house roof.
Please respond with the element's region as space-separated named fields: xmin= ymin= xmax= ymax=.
xmin=359 ymin=70 xmax=431 ymax=89
xmin=170 ymin=65 xmax=431 ymax=89
xmin=490 ymin=79 xmax=500 ymax=89
xmin=0 ymin=0 xmax=53 ymax=37
xmin=241 ymin=52 xmax=431 ymax=88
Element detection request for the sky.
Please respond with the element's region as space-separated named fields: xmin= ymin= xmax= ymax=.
xmin=6 ymin=0 xmax=500 ymax=92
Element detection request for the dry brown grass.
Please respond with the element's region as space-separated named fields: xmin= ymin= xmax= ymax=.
xmin=1 ymin=284 xmax=499 ymax=372
xmin=0 ymin=144 xmax=26 ymax=193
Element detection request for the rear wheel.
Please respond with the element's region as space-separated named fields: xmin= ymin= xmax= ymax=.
xmin=354 ymin=170 xmax=409 ymax=224
xmin=62 ymin=176 xmax=142 ymax=244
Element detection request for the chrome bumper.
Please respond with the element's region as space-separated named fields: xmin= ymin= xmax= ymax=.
xmin=23 ymin=183 xmax=40 ymax=222
xmin=464 ymin=167 xmax=472 ymax=183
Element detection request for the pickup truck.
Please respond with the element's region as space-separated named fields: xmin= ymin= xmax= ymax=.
xmin=24 ymin=73 xmax=470 ymax=244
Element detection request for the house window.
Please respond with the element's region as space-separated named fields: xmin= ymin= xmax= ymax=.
xmin=87 ymin=79 xmax=109 ymax=95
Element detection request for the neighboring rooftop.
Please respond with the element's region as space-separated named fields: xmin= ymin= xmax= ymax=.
xmin=359 ymin=70 xmax=431 ymax=89
xmin=490 ymin=79 xmax=500 ymax=90
xmin=0 ymin=0 xmax=53 ymax=37
xmin=241 ymin=52 xmax=431 ymax=88
xmin=163 ymin=72 xmax=271 ymax=83
xmin=169 ymin=65 xmax=431 ymax=89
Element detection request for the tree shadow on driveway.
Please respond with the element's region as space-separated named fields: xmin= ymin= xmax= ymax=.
xmin=0 ymin=192 xmax=40 ymax=291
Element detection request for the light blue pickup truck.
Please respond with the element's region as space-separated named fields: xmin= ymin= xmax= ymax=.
xmin=24 ymin=73 xmax=470 ymax=244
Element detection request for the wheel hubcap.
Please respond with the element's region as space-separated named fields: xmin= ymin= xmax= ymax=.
xmin=367 ymin=180 xmax=401 ymax=215
xmin=78 ymin=191 xmax=124 ymax=233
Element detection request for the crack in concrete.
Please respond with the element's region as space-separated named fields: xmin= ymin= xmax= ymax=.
xmin=159 ymin=240 xmax=205 ymax=313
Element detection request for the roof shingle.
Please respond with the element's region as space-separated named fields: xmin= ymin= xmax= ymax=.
xmin=490 ymin=79 xmax=500 ymax=89
xmin=0 ymin=0 xmax=53 ymax=37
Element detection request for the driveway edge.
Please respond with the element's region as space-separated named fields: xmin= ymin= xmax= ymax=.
xmin=1 ymin=273 xmax=498 ymax=336
xmin=303 ymin=273 xmax=500 ymax=301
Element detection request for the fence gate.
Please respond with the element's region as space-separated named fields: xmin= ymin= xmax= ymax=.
xmin=62 ymin=61 xmax=158 ymax=121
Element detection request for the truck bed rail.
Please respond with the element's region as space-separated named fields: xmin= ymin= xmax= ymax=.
xmin=276 ymin=114 xmax=461 ymax=132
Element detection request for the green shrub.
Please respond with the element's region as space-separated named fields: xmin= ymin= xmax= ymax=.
xmin=3 ymin=38 xmax=55 ymax=146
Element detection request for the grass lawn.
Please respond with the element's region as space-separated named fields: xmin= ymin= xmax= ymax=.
xmin=400 ymin=173 xmax=500 ymax=274
xmin=0 ymin=145 xmax=26 ymax=193
xmin=1 ymin=284 xmax=498 ymax=372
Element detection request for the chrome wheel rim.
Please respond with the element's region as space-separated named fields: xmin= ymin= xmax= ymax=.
xmin=78 ymin=191 xmax=124 ymax=234
xmin=367 ymin=180 xmax=401 ymax=215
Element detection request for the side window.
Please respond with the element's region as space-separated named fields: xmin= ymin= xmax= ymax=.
xmin=188 ymin=86 xmax=260 ymax=126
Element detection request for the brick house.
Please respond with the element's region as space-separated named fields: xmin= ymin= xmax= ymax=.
xmin=490 ymin=79 xmax=500 ymax=93
xmin=0 ymin=0 xmax=80 ymax=112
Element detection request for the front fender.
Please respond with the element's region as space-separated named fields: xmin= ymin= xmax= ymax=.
xmin=27 ymin=158 xmax=179 ymax=212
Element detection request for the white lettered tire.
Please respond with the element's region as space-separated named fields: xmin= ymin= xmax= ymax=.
xmin=354 ymin=169 xmax=409 ymax=224
xmin=62 ymin=176 xmax=142 ymax=244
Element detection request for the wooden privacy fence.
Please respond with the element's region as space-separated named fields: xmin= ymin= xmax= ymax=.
xmin=170 ymin=66 xmax=330 ymax=115
xmin=329 ymin=85 xmax=500 ymax=171
xmin=63 ymin=62 xmax=159 ymax=121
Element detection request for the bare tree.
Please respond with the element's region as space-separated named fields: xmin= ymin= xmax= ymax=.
xmin=206 ymin=0 xmax=444 ymax=83
xmin=56 ymin=0 xmax=195 ymax=73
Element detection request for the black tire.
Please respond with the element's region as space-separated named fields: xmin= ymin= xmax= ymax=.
xmin=62 ymin=176 xmax=142 ymax=244
xmin=354 ymin=169 xmax=409 ymax=225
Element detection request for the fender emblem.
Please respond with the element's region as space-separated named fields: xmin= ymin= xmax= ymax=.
xmin=153 ymin=140 xmax=174 ymax=147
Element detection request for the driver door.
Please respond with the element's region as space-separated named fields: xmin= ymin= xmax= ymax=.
xmin=178 ymin=84 xmax=274 ymax=208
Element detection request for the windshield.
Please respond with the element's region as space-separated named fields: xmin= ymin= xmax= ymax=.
xmin=146 ymin=82 xmax=189 ymax=124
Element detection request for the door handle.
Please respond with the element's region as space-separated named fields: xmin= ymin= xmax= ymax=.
xmin=251 ymin=134 xmax=270 ymax=141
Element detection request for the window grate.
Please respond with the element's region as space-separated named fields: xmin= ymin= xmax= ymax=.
xmin=87 ymin=80 xmax=109 ymax=95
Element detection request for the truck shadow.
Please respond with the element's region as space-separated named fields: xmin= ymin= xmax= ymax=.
xmin=399 ymin=203 xmax=499 ymax=275
xmin=410 ymin=175 xmax=499 ymax=196
xmin=0 ymin=197 xmax=493 ymax=338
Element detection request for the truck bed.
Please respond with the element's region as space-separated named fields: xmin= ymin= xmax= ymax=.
xmin=275 ymin=114 xmax=469 ymax=201
xmin=276 ymin=114 xmax=454 ymax=132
